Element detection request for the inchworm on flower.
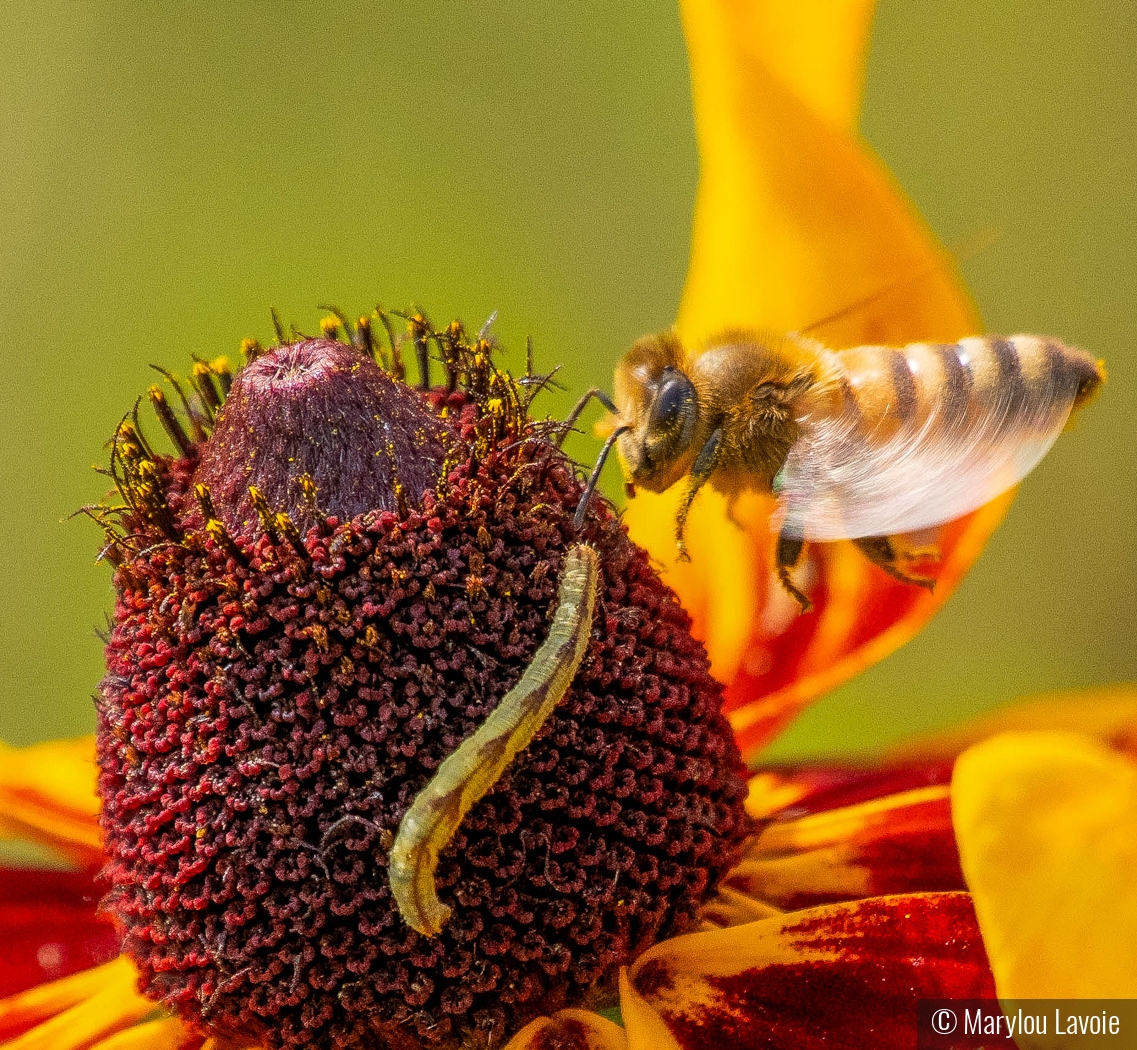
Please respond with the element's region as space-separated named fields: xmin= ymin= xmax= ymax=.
xmin=388 ymin=543 xmax=601 ymax=936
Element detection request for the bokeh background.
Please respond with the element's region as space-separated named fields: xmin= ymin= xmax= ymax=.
xmin=1 ymin=0 xmax=1133 ymax=758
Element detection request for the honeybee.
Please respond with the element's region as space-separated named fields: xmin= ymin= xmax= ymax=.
xmin=582 ymin=330 xmax=1103 ymax=611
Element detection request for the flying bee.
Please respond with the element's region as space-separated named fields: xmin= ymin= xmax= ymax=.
xmin=573 ymin=330 xmax=1103 ymax=611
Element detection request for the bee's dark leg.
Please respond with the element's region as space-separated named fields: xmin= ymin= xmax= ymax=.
xmin=558 ymin=388 xmax=619 ymax=447
xmin=573 ymin=425 xmax=631 ymax=530
xmin=675 ymin=428 xmax=723 ymax=561
xmin=853 ymin=535 xmax=937 ymax=590
xmin=775 ymin=531 xmax=813 ymax=613
xmin=724 ymin=493 xmax=745 ymax=532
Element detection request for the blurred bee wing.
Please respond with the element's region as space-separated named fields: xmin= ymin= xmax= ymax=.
xmin=774 ymin=360 xmax=1081 ymax=542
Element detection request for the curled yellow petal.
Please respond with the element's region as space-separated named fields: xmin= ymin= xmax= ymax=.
xmin=952 ymin=731 xmax=1137 ymax=999
xmin=677 ymin=0 xmax=976 ymax=347
xmin=696 ymin=1 xmax=876 ymax=134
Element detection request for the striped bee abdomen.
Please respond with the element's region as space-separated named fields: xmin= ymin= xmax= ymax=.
xmin=780 ymin=334 xmax=1104 ymax=541
xmin=955 ymin=335 xmax=1103 ymax=431
xmin=833 ymin=336 xmax=1102 ymax=441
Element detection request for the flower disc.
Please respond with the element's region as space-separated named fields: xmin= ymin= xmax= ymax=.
xmin=96 ymin=333 xmax=751 ymax=1049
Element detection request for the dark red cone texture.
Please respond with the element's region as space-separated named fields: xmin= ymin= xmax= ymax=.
xmin=96 ymin=335 xmax=751 ymax=1050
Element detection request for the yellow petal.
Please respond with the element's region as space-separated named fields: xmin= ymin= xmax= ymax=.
xmin=619 ymin=968 xmax=681 ymax=1050
xmin=503 ymin=1008 xmax=629 ymax=1050
xmin=0 ymin=737 xmax=102 ymax=865
xmin=688 ymin=1 xmax=876 ymax=135
xmin=0 ymin=959 xmax=134 ymax=1041
xmin=623 ymin=1 xmax=1008 ymax=759
xmin=0 ymin=957 xmax=153 ymax=1050
xmin=888 ymin=682 xmax=1137 ymax=764
xmin=952 ymin=731 xmax=1137 ymax=998
xmin=677 ymin=0 xmax=977 ymax=346
xmin=87 ymin=1017 xmax=189 ymax=1050
xmin=744 ymin=771 xmax=813 ymax=821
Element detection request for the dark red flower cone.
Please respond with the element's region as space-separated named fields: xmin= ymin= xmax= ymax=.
xmin=95 ymin=322 xmax=752 ymax=1050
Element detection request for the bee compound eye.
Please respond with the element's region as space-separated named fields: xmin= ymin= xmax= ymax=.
xmin=650 ymin=369 xmax=698 ymax=452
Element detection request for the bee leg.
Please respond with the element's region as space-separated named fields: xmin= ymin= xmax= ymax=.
xmin=891 ymin=528 xmax=942 ymax=565
xmin=775 ymin=532 xmax=813 ymax=613
xmin=853 ymin=535 xmax=937 ymax=590
xmin=558 ymin=388 xmax=619 ymax=447
xmin=675 ymin=428 xmax=723 ymax=561
xmin=724 ymin=493 xmax=746 ymax=532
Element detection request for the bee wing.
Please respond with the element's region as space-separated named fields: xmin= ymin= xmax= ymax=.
xmin=774 ymin=340 xmax=1085 ymax=541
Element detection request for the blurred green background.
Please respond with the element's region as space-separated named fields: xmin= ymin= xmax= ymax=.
xmin=1 ymin=1 xmax=1133 ymax=757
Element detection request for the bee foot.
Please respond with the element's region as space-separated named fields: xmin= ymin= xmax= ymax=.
xmin=853 ymin=535 xmax=937 ymax=591
xmin=776 ymin=568 xmax=813 ymax=614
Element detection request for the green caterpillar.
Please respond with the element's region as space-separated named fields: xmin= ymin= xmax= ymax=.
xmin=388 ymin=543 xmax=601 ymax=936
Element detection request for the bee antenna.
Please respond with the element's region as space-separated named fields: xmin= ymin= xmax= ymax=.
xmin=573 ymin=425 xmax=630 ymax=531
xmin=798 ymin=226 xmax=1001 ymax=338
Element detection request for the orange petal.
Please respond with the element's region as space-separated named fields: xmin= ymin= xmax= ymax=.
xmin=732 ymin=785 xmax=963 ymax=909
xmin=0 ymin=957 xmax=152 ymax=1048
xmin=87 ymin=1017 xmax=200 ymax=1050
xmin=503 ymin=1008 xmax=629 ymax=1050
xmin=0 ymin=738 xmax=103 ymax=868
xmin=888 ymin=682 xmax=1137 ymax=765
xmin=623 ymin=893 xmax=994 ymax=1050
xmin=952 ymin=731 xmax=1137 ymax=999
xmin=626 ymin=1 xmax=1008 ymax=760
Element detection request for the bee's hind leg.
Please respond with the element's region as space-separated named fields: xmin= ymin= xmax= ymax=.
xmin=853 ymin=535 xmax=937 ymax=591
xmin=675 ymin=428 xmax=723 ymax=561
xmin=775 ymin=531 xmax=813 ymax=614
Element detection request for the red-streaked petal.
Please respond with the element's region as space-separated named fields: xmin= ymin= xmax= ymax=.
xmin=0 ymin=867 xmax=119 ymax=999
xmin=623 ymin=893 xmax=994 ymax=1050
xmin=732 ymin=786 xmax=963 ymax=910
xmin=503 ymin=1008 xmax=629 ymax=1050
xmin=746 ymin=762 xmax=955 ymax=821
xmin=888 ymin=682 xmax=1137 ymax=765
xmin=0 ymin=738 xmax=103 ymax=868
xmin=718 ymin=503 xmax=1010 ymax=760
xmin=953 ymin=732 xmax=1137 ymax=998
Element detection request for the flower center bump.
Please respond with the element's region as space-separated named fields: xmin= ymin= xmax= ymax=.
xmin=96 ymin=321 xmax=751 ymax=1049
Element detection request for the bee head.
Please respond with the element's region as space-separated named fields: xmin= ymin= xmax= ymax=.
xmin=614 ymin=332 xmax=699 ymax=490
